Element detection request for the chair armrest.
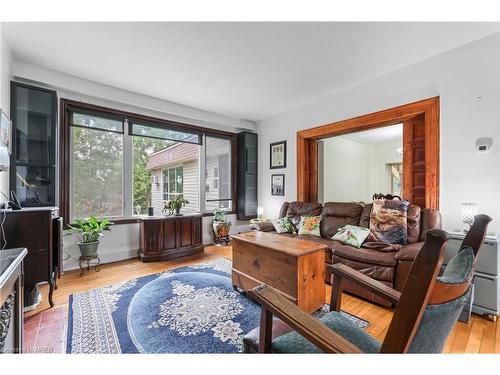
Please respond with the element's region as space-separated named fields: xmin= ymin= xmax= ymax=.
xmin=247 ymin=285 xmax=363 ymax=353
xmin=328 ymin=263 xmax=401 ymax=304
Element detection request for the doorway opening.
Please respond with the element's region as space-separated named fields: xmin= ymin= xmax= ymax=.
xmin=297 ymin=97 xmax=439 ymax=208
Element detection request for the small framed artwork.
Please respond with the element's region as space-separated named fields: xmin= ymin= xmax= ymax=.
xmin=270 ymin=140 xmax=286 ymax=169
xmin=0 ymin=110 xmax=12 ymax=154
xmin=271 ymin=174 xmax=285 ymax=196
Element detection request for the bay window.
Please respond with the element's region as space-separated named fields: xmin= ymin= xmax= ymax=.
xmin=63 ymin=100 xmax=235 ymax=223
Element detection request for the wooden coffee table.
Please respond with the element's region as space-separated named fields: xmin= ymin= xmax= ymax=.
xmin=231 ymin=231 xmax=326 ymax=313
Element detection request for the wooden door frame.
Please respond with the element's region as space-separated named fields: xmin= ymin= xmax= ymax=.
xmin=296 ymin=97 xmax=440 ymax=208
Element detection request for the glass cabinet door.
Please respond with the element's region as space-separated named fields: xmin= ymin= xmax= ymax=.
xmin=11 ymin=83 xmax=56 ymax=206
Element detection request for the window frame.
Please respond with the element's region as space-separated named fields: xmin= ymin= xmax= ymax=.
xmin=60 ymin=99 xmax=237 ymax=225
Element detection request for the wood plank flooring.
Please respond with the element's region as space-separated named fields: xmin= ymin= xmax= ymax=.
xmin=27 ymin=245 xmax=498 ymax=353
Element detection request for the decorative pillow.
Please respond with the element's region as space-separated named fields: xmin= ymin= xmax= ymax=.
xmin=271 ymin=217 xmax=296 ymax=234
xmin=297 ymin=215 xmax=322 ymax=237
xmin=369 ymin=199 xmax=409 ymax=245
xmin=332 ymin=225 xmax=370 ymax=249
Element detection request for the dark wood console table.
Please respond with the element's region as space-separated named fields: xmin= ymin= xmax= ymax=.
xmin=139 ymin=213 xmax=203 ymax=262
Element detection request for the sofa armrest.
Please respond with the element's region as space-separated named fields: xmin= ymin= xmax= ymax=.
xmin=395 ymin=242 xmax=424 ymax=262
xmin=250 ymin=221 xmax=275 ymax=232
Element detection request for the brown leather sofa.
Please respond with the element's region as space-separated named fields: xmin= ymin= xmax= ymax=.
xmin=252 ymin=201 xmax=441 ymax=306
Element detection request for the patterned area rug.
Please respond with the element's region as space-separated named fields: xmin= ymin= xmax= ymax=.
xmin=67 ymin=258 xmax=369 ymax=353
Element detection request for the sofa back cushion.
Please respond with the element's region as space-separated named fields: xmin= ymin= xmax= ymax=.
xmin=407 ymin=204 xmax=422 ymax=244
xmin=281 ymin=202 xmax=323 ymax=231
xmin=320 ymin=202 xmax=364 ymax=239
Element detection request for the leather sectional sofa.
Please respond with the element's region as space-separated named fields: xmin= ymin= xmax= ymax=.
xmin=252 ymin=201 xmax=441 ymax=306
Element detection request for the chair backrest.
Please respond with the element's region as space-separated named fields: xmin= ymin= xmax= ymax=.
xmin=380 ymin=214 xmax=491 ymax=353
xmin=460 ymin=214 xmax=492 ymax=260
xmin=380 ymin=229 xmax=448 ymax=353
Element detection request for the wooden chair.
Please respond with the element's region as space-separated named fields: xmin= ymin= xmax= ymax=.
xmin=329 ymin=214 xmax=492 ymax=313
xmin=246 ymin=228 xmax=476 ymax=353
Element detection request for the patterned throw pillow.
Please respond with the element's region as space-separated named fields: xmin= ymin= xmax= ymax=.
xmin=332 ymin=225 xmax=370 ymax=249
xmin=271 ymin=217 xmax=296 ymax=234
xmin=369 ymin=199 xmax=409 ymax=245
xmin=297 ymin=216 xmax=322 ymax=237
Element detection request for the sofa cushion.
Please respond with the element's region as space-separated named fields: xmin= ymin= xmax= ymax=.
xmin=394 ymin=242 xmax=424 ymax=261
xmin=283 ymin=202 xmax=323 ymax=231
xmin=359 ymin=203 xmax=372 ymax=228
xmin=320 ymin=202 xmax=364 ymax=238
xmin=298 ymin=215 xmax=322 ymax=237
xmin=330 ymin=253 xmax=395 ymax=282
xmin=369 ymin=199 xmax=409 ymax=245
xmin=329 ymin=240 xmax=397 ymax=267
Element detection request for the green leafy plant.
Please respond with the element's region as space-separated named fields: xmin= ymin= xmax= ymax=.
xmin=212 ymin=208 xmax=227 ymax=222
xmin=69 ymin=216 xmax=111 ymax=243
xmin=163 ymin=195 xmax=189 ymax=214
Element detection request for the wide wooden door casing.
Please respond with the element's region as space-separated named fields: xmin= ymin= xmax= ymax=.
xmin=297 ymin=97 xmax=439 ymax=208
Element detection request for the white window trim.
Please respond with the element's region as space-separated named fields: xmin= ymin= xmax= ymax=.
xmin=162 ymin=164 xmax=184 ymax=202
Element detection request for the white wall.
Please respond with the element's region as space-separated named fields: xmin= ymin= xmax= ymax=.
xmin=320 ymin=137 xmax=402 ymax=203
xmin=365 ymin=139 xmax=403 ymax=198
xmin=321 ymin=137 xmax=367 ymax=202
xmin=10 ymin=60 xmax=255 ymax=271
xmin=258 ymin=33 xmax=500 ymax=233
xmin=0 ymin=24 xmax=12 ymax=196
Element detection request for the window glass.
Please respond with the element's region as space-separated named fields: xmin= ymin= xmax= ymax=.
xmin=131 ymin=123 xmax=201 ymax=144
xmin=205 ymin=136 xmax=232 ymax=211
xmin=132 ymin=135 xmax=173 ymax=215
xmin=72 ymin=126 xmax=123 ymax=219
xmin=72 ymin=112 xmax=123 ymax=132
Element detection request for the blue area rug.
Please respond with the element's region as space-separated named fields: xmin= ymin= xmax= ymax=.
xmin=67 ymin=258 xmax=369 ymax=353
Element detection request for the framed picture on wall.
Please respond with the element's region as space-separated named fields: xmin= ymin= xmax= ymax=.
xmin=0 ymin=110 xmax=12 ymax=154
xmin=270 ymin=140 xmax=286 ymax=169
xmin=271 ymin=174 xmax=285 ymax=196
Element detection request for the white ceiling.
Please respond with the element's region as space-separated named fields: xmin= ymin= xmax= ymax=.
xmin=5 ymin=22 xmax=499 ymax=121
xmin=342 ymin=123 xmax=402 ymax=144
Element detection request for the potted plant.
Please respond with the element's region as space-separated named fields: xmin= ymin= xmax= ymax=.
xmin=69 ymin=216 xmax=111 ymax=257
xmin=212 ymin=208 xmax=231 ymax=246
xmin=163 ymin=195 xmax=189 ymax=215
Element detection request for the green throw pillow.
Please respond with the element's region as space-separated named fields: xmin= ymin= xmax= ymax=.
xmin=297 ymin=215 xmax=322 ymax=237
xmin=332 ymin=225 xmax=370 ymax=248
xmin=271 ymin=217 xmax=296 ymax=234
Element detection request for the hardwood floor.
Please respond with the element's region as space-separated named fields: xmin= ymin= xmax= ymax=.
xmin=27 ymin=245 xmax=498 ymax=353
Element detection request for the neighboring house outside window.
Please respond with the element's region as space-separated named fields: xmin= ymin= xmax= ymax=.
xmin=146 ymin=142 xmax=200 ymax=213
xmin=213 ymin=167 xmax=219 ymax=190
xmin=163 ymin=166 xmax=184 ymax=201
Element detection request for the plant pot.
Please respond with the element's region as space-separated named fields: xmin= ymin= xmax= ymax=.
xmin=78 ymin=241 xmax=100 ymax=257
xmin=212 ymin=220 xmax=231 ymax=246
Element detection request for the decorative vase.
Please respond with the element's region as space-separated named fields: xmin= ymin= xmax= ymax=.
xmin=174 ymin=207 xmax=182 ymax=216
xmin=212 ymin=220 xmax=231 ymax=246
xmin=78 ymin=241 xmax=100 ymax=257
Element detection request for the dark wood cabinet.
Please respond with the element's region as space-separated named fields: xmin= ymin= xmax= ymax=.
xmin=237 ymin=131 xmax=258 ymax=220
xmin=10 ymin=82 xmax=57 ymax=207
xmin=139 ymin=214 xmax=203 ymax=262
xmin=1 ymin=208 xmax=62 ymax=309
